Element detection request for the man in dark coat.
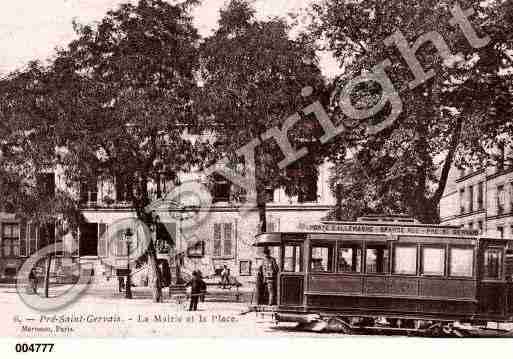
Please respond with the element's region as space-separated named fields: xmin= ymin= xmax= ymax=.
xmin=262 ymin=247 xmax=279 ymax=305
xmin=186 ymin=271 xmax=205 ymax=311
xmin=29 ymin=267 xmax=38 ymax=294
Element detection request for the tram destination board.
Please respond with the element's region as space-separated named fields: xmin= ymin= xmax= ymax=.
xmin=297 ymin=222 xmax=480 ymax=237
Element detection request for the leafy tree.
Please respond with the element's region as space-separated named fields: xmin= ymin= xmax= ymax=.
xmin=0 ymin=63 xmax=85 ymax=296
xmin=310 ymin=0 xmax=513 ymax=222
xmin=2 ymin=0 xmax=203 ymax=302
xmin=199 ymin=0 xmax=329 ymax=231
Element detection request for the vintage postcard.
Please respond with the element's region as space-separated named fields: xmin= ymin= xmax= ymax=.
xmin=1 ymin=0 xmax=513 ymax=351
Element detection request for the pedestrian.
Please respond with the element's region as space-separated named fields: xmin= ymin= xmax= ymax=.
xmin=118 ymin=275 xmax=125 ymax=293
xmin=185 ymin=271 xmax=205 ymax=311
xmin=255 ymin=265 xmax=266 ymax=305
xmin=262 ymin=247 xmax=279 ymax=305
xmin=29 ymin=267 xmax=38 ymax=295
xmin=221 ymin=265 xmax=230 ymax=289
xmin=197 ymin=270 xmax=207 ymax=302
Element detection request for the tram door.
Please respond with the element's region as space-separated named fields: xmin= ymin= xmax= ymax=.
xmin=279 ymin=242 xmax=304 ymax=307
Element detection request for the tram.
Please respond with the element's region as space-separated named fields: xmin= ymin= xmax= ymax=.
xmin=254 ymin=217 xmax=513 ymax=335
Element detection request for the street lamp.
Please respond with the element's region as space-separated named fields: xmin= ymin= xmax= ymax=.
xmin=124 ymin=228 xmax=134 ymax=299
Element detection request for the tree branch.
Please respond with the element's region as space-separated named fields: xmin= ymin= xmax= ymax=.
xmin=431 ymin=114 xmax=464 ymax=205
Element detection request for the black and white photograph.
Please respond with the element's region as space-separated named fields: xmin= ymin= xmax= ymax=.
xmin=1 ymin=0 xmax=513 ymax=354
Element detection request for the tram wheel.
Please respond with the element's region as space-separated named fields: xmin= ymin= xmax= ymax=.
xmin=326 ymin=317 xmax=352 ymax=334
xmin=425 ymin=322 xmax=444 ymax=337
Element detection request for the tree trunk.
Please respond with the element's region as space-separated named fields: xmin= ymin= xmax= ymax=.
xmin=44 ymin=255 xmax=52 ymax=298
xmin=257 ymin=189 xmax=267 ymax=233
xmin=147 ymin=240 xmax=163 ymax=303
xmin=414 ymin=199 xmax=440 ymax=224
xmin=133 ymin=175 xmax=163 ymax=303
xmin=335 ymin=183 xmax=343 ymax=221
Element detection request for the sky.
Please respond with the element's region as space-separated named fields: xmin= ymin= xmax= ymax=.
xmin=0 ymin=0 xmax=340 ymax=77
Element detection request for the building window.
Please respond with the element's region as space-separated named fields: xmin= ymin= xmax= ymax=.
xmin=477 ymin=182 xmax=484 ymax=210
xmin=392 ymin=245 xmax=417 ymax=275
xmin=97 ymin=223 xmax=109 ymax=257
xmin=266 ymin=216 xmax=280 ymax=232
xmin=286 ymin=158 xmax=318 ymax=203
xmin=311 ymin=245 xmax=334 ymax=272
xmin=38 ymin=222 xmax=55 ymax=252
xmin=27 ymin=223 xmax=38 ymax=256
xmin=283 ymin=244 xmax=302 ymax=272
xmin=80 ymin=179 xmax=98 ymax=205
xmin=36 ymin=173 xmax=55 ymax=198
xmin=498 ymin=226 xmax=504 ymax=239
xmin=468 ymin=222 xmax=473 ymax=230
xmin=483 ymin=247 xmax=502 ymax=280
xmin=459 ymin=188 xmax=465 ymax=214
xmin=79 ymin=223 xmax=98 ymax=257
xmin=115 ymin=176 xmax=133 ymax=203
xmin=263 ymin=186 xmax=274 ymax=203
xmin=337 ymin=244 xmax=362 ymax=273
xmin=497 ymin=185 xmax=505 ymax=215
xmin=421 ymin=246 xmax=445 ymax=276
xmin=212 ymin=174 xmax=230 ymax=203
xmin=478 ymin=221 xmax=483 ymax=233
xmin=449 ymin=246 xmax=474 ymax=277
xmin=365 ymin=244 xmax=388 ymax=274
xmin=468 ymin=185 xmax=474 ymax=212
xmin=497 ymin=142 xmax=505 ymax=172
xmin=1 ymin=223 xmax=20 ymax=258
xmin=213 ymin=223 xmax=234 ymax=258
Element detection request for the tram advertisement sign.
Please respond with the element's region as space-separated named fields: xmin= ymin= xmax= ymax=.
xmin=297 ymin=222 xmax=480 ymax=237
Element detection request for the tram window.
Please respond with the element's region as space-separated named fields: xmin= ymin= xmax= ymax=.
xmin=421 ymin=247 xmax=445 ymax=276
xmin=337 ymin=244 xmax=362 ymax=273
xmin=283 ymin=244 xmax=302 ymax=272
xmin=311 ymin=245 xmax=334 ymax=272
xmin=392 ymin=245 xmax=417 ymax=275
xmin=449 ymin=247 xmax=474 ymax=277
xmin=366 ymin=244 xmax=388 ymax=274
xmin=484 ymin=247 xmax=503 ymax=279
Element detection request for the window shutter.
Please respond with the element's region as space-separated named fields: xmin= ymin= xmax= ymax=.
xmin=19 ymin=222 xmax=27 ymax=257
xmin=98 ymin=223 xmax=108 ymax=257
xmin=223 ymin=223 xmax=233 ymax=256
xmin=71 ymin=230 xmax=79 ymax=257
xmin=117 ymin=232 xmax=128 ymax=257
xmin=39 ymin=222 xmax=55 ymax=250
xmin=213 ymin=223 xmax=222 ymax=257
xmin=28 ymin=223 xmax=38 ymax=255
xmin=37 ymin=173 xmax=55 ymax=198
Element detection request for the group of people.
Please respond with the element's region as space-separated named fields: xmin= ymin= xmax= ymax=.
xmin=186 ymin=247 xmax=279 ymax=310
xmin=23 ymin=246 xmax=280 ymax=310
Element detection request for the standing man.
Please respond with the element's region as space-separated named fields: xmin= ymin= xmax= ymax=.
xmin=186 ymin=271 xmax=205 ymax=311
xmin=29 ymin=267 xmax=38 ymax=294
xmin=262 ymin=247 xmax=279 ymax=305
xmin=220 ymin=265 xmax=230 ymax=289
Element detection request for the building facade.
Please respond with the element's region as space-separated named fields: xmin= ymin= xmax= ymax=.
xmin=440 ymin=159 xmax=513 ymax=241
xmin=0 ymin=161 xmax=335 ymax=284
